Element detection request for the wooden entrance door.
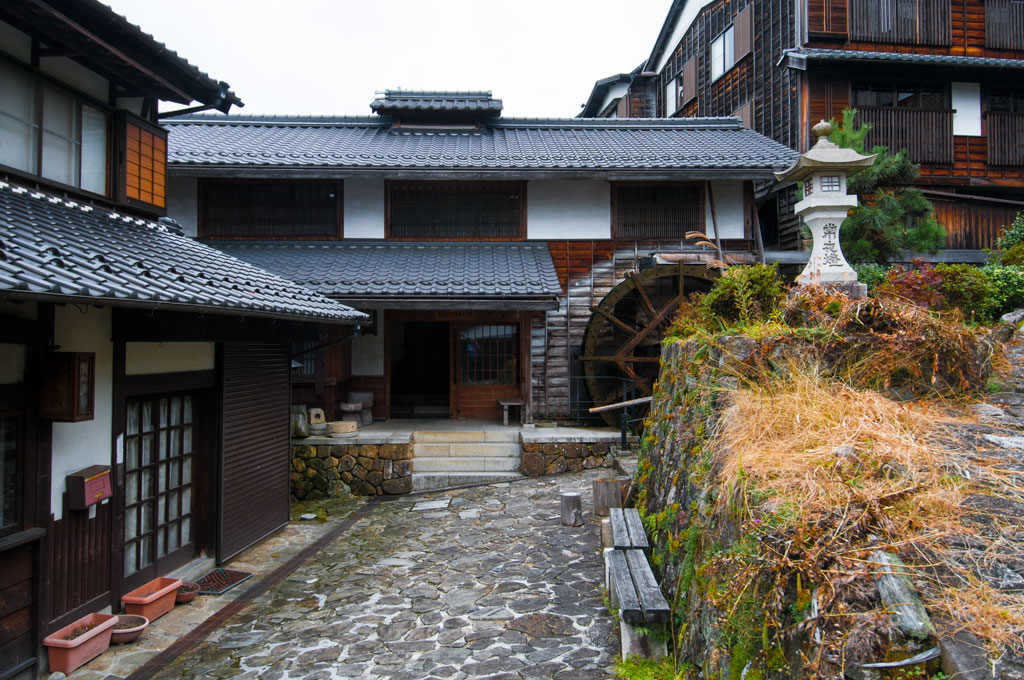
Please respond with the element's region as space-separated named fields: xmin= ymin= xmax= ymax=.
xmin=122 ymin=393 xmax=197 ymax=590
xmin=452 ymin=323 xmax=522 ymax=419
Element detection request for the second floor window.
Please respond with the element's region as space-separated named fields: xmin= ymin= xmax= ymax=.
xmin=852 ymin=82 xmax=947 ymax=110
xmin=849 ymin=0 xmax=952 ymax=46
xmin=710 ymin=27 xmax=735 ymax=81
xmin=200 ymin=180 xmax=342 ymax=239
xmin=990 ymin=87 xmax=1024 ymax=113
xmin=613 ymin=184 xmax=705 ymax=240
xmin=0 ymin=59 xmax=109 ymax=196
xmin=387 ymin=181 xmax=524 ymax=240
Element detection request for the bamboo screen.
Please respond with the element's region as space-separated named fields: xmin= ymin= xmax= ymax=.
xmin=201 ymin=181 xmax=341 ymax=238
xmin=124 ymin=122 xmax=166 ymax=208
xmin=614 ymin=184 xmax=704 ymax=239
xmin=388 ymin=182 xmax=523 ymax=240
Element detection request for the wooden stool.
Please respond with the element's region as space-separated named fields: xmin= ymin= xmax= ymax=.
xmin=498 ymin=398 xmax=524 ymax=426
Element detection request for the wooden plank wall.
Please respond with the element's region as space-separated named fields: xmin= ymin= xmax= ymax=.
xmin=0 ymin=543 xmax=35 ymax=675
xmin=46 ymin=500 xmax=112 ymax=625
xmin=934 ymin=198 xmax=1023 ymax=249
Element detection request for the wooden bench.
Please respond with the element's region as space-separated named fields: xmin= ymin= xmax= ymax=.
xmin=607 ymin=548 xmax=670 ymax=659
xmin=498 ymin=398 xmax=524 ymax=426
xmin=609 ymin=508 xmax=650 ymax=553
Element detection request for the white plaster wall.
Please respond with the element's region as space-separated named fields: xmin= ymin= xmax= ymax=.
xmin=126 ymin=342 xmax=215 ymax=375
xmin=344 ymin=179 xmax=385 ymax=239
xmin=654 ymin=0 xmax=716 ymax=74
xmin=40 ymin=57 xmax=109 ymax=102
xmin=166 ymin=175 xmax=199 ymax=237
xmin=51 ymin=305 xmax=113 ymax=520
xmin=351 ymin=332 xmax=384 ymax=376
xmin=527 ymin=180 xmax=611 ymax=240
xmin=952 ymin=82 xmax=982 ymax=137
xmin=706 ymin=181 xmax=746 ymax=240
xmin=0 ymin=20 xmax=32 ymax=62
xmin=0 ymin=345 xmax=26 ymax=384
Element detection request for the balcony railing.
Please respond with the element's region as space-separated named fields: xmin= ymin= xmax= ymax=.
xmin=986 ymin=0 xmax=1024 ymax=50
xmin=855 ymin=107 xmax=954 ymax=163
xmin=987 ymin=112 xmax=1024 ymax=166
xmin=849 ymin=0 xmax=952 ymax=45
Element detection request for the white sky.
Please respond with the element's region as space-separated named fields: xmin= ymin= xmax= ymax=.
xmin=103 ymin=0 xmax=673 ymax=119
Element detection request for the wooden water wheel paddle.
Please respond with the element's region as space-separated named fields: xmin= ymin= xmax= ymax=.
xmin=581 ymin=263 xmax=717 ymax=427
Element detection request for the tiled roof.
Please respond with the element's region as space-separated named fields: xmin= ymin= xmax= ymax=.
xmin=210 ymin=241 xmax=563 ymax=301
xmin=0 ymin=181 xmax=364 ymax=322
xmin=785 ymin=48 xmax=1024 ymax=70
xmin=165 ymin=115 xmax=798 ymax=174
xmin=370 ymin=90 xmax=502 ymax=115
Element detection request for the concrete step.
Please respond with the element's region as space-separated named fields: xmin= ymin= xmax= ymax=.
xmin=413 ymin=430 xmax=520 ymax=444
xmin=412 ymin=472 xmax=522 ymax=492
xmin=412 ymin=442 xmax=521 ymax=458
xmin=412 ymin=456 xmax=521 ymax=473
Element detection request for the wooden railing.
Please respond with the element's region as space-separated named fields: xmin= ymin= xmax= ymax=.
xmin=855 ymin=107 xmax=954 ymax=163
xmin=986 ymin=0 xmax=1024 ymax=49
xmin=849 ymin=0 xmax=951 ymax=45
xmin=986 ymin=112 xmax=1024 ymax=166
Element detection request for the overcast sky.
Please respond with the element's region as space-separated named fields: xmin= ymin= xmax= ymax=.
xmin=103 ymin=0 xmax=672 ymax=119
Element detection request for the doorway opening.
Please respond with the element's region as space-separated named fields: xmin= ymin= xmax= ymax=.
xmin=389 ymin=321 xmax=450 ymax=418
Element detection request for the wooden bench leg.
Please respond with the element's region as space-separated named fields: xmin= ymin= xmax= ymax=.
xmin=619 ymin=616 xmax=668 ymax=661
xmin=502 ymin=404 xmax=510 ymax=427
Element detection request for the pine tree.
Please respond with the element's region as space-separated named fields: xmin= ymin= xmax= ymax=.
xmin=827 ymin=109 xmax=946 ymax=265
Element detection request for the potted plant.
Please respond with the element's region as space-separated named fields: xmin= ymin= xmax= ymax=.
xmin=110 ymin=614 xmax=149 ymax=644
xmin=121 ymin=577 xmax=182 ymax=621
xmin=175 ymin=581 xmax=201 ymax=604
xmin=43 ymin=612 xmax=117 ymax=674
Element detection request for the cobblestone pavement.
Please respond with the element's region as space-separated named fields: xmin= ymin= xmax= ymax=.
xmin=152 ymin=470 xmax=617 ymax=680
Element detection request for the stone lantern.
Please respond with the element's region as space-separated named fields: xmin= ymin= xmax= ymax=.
xmin=775 ymin=120 xmax=876 ymax=298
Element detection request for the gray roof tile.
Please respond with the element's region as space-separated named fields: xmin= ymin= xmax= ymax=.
xmin=165 ymin=115 xmax=798 ymax=173
xmin=0 ymin=181 xmax=364 ymax=322
xmin=788 ymin=48 xmax=1024 ymax=70
xmin=210 ymin=241 xmax=562 ymax=300
xmin=370 ymin=90 xmax=502 ymax=115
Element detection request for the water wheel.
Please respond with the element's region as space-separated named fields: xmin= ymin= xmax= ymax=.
xmin=581 ymin=263 xmax=717 ymax=427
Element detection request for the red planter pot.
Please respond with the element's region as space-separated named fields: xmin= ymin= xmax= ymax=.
xmin=121 ymin=577 xmax=182 ymax=622
xmin=175 ymin=581 xmax=201 ymax=604
xmin=110 ymin=614 xmax=149 ymax=644
xmin=43 ymin=612 xmax=117 ymax=674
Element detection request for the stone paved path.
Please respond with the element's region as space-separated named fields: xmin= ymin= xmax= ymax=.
xmin=151 ymin=470 xmax=617 ymax=680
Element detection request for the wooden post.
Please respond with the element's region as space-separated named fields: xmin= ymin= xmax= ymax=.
xmin=601 ymin=518 xmax=613 ymax=549
xmin=593 ymin=478 xmax=623 ymax=517
xmin=560 ymin=492 xmax=583 ymax=526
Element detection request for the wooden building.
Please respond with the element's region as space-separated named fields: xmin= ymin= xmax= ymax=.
xmin=163 ymin=91 xmax=798 ymax=424
xmin=584 ymin=0 xmax=1024 ymax=250
xmin=0 ymin=3 xmax=362 ymax=677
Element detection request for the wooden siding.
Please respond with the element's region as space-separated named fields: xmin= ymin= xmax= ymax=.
xmin=46 ymin=500 xmax=111 ymax=624
xmin=849 ymin=0 xmax=952 ymax=46
xmin=855 ymin=107 xmax=955 ymax=163
xmin=986 ymin=113 xmax=1024 ymax=166
xmin=934 ymin=197 xmax=1024 ymax=249
xmin=986 ymin=0 xmax=1024 ymax=49
xmin=0 ymin=543 xmax=35 ymax=677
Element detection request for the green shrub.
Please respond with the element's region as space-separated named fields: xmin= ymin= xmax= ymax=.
xmin=996 ymin=211 xmax=1024 ymax=250
xmin=934 ymin=263 xmax=995 ymax=320
xmin=980 ymin=265 xmax=1024 ymax=319
xmin=1001 ymin=243 xmax=1024 ymax=266
xmin=852 ymin=263 xmax=890 ymax=291
xmin=701 ymin=264 xmax=784 ymax=325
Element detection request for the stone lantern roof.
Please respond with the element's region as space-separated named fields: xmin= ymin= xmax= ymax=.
xmin=775 ymin=121 xmax=876 ymax=183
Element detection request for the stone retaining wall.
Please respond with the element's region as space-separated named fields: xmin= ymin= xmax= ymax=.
xmin=291 ymin=441 xmax=412 ymax=498
xmin=520 ymin=442 xmax=616 ymax=477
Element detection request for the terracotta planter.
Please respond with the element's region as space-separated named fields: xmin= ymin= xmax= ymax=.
xmin=110 ymin=614 xmax=149 ymax=645
xmin=175 ymin=581 xmax=201 ymax=604
xmin=43 ymin=612 xmax=117 ymax=674
xmin=121 ymin=577 xmax=182 ymax=621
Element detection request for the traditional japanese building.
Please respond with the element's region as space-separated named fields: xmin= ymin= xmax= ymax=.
xmin=163 ymin=90 xmax=798 ymax=426
xmin=0 ymin=3 xmax=362 ymax=676
xmin=583 ymin=0 xmax=1024 ymax=251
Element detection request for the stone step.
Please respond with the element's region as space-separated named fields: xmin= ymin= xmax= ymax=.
xmin=413 ymin=430 xmax=520 ymax=444
xmin=412 ymin=442 xmax=521 ymax=458
xmin=412 ymin=456 xmax=521 ymax=473
xmin=411 ymin=472 xmax=522 ymax=492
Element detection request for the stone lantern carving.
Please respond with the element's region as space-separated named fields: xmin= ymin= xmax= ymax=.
xmin=776 ymin=120 xmax=876 ymax=298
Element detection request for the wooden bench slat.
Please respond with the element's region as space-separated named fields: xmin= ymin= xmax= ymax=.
xmin=608 ymin=549 xmax=643 ymax=624
xmin=609 ymin=508 xmax=632 ymax=549
xmin=623 ymin=508 xmax=650 ymax=552
xmin=625 ymin=549 xmax=671 ymax=623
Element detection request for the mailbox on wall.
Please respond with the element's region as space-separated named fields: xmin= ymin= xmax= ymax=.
xmin=66 ymin=465 xmax=112 ymax=510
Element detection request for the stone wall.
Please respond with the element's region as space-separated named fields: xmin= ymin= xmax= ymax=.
xmin=520 ymin=441 xmax=616 ymax=477
xmin=291 ymin=441 xmax=412 ymax=498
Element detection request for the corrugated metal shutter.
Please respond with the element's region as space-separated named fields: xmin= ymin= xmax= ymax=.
xmin=219 ymin=343 xmax=290 ymax=563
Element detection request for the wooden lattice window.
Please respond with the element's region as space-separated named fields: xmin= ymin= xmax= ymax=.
xmin=459 ymin=324 xmax=519 ymax=386
xmin=200 ymin=180 xmax=342 ymax=239
xmin=387 ymin=181 xmax=525 ymax=240
xmin=613 ymin=183 xmax=705 ymax=239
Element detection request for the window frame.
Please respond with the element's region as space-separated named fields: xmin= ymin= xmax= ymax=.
xmin=0 ymin=53 xmax=112 ymax=200
xmin=710 ymin=25 xmax=736 ymax=81
xmin=197 ymin=178 xmax=345 ymax=240
xmin=611 ymin=182 xmax=707 ymax=241
xmin=851 ymin=80 xmax=949 ymax=110
xmin=989 ymin=85 xmax=1024 ymax=114
xmin=385 ymin=180 xmax=527 ymax=242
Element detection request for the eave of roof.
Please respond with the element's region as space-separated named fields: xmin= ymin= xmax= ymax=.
xmin=782 ymin=48 xmax=1024 ymax=71
xmin=0 ymin=182 xmax=363 ymax=323
xmin=578 ymin=67 xmax=640 ymax=118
